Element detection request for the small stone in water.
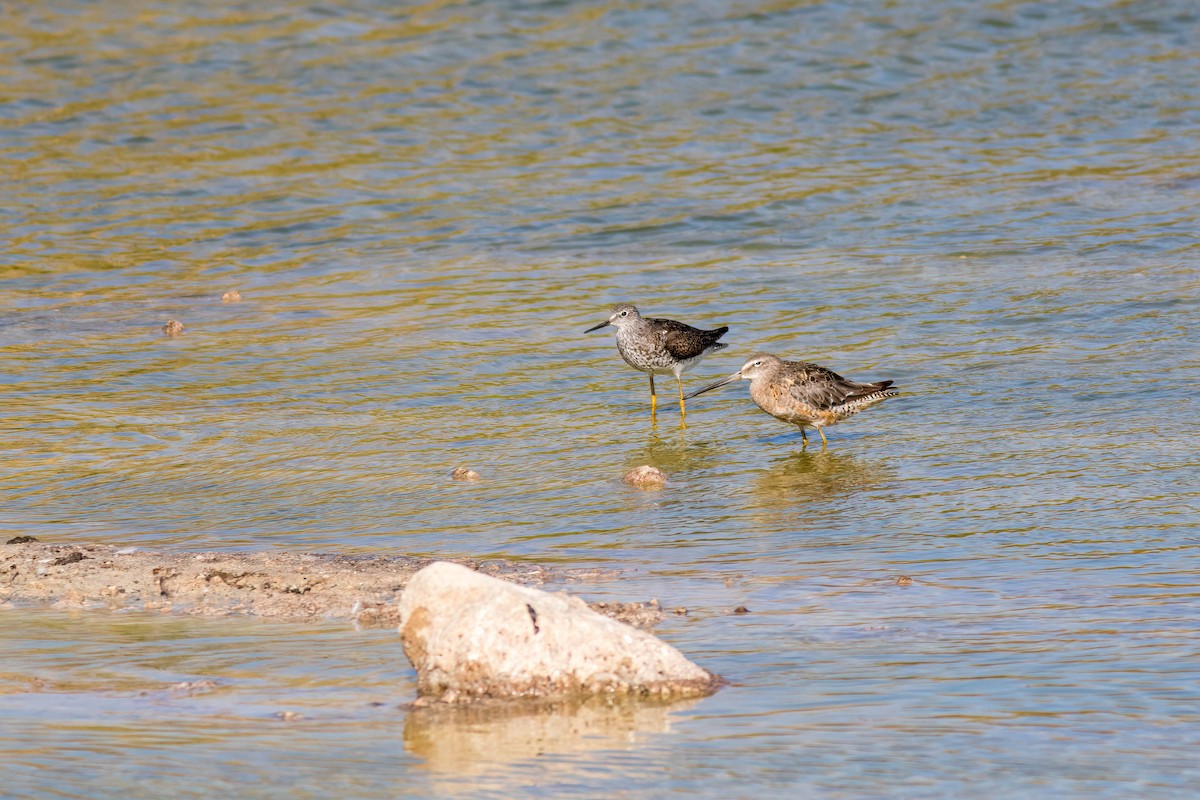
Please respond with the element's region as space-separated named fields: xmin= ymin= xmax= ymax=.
xmin=622 ymin=465 xmax=666 ymax=487
xmin=451 ymin=467 xmax=480 ymax=481
xmin=162 ymin=320 xmax=184 ymax=337
xmin=896 ymin=575 xmax=914 ymax=586
xmin=733 ymin=606 xmax=751 ymax=614
xmin=274 ymin=711 xmax=303 ymax=722
xmin=171 ymin=680 xmax=218 ymax=693
xmin=221 ymin=290 xmax=242 ymax=303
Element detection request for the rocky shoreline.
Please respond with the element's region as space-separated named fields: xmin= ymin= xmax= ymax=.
xmin=0 ymin=541 xmax=664 ymax=628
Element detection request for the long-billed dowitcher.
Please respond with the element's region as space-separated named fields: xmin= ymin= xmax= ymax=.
xmin=585 ymin=303 xmax=729 ymax=418
xmin=684 ymin=352 xmax=898 ymax=447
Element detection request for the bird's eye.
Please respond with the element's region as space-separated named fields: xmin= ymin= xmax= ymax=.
xmin=620 ymin=310 xmax=628 ymax=317
xmin=754 ymin=360 xmax=762 ymax=366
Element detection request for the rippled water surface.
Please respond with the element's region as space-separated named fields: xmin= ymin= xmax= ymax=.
xmin=3 ymin=0 xmax=1200 ymax=796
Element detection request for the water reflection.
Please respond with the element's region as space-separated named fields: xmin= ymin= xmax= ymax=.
xmin=624 ymin=425 xmax=725 ymax=475
xmin=404 ymin=696 xmax=698 ymax=774
xmin=751 ymin=448 xmax=894 ymax=505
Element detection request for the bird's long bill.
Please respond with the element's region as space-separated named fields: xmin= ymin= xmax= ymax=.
xmin=583 ymin=320 xmax=611 ymax=333
xmin=683 ymin=371 xmax=742 ymax=400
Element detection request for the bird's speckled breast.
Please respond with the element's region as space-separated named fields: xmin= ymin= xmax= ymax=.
xmin=615 ymin=325 xmax=678 ymax=373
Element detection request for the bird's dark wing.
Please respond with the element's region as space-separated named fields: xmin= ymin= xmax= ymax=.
xmin=651 ymin=318 xmax=729 ymax=361
xmin=781 ymin=361 xmax=893 ymax=411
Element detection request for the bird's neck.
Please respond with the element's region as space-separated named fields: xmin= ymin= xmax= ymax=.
xmin=616 ymin=318 xmax=649 ymax=337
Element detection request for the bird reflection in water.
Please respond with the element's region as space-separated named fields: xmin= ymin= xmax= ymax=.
xmin=626 ymin=427 xmax=723 ymax=475
xmin=751 ymin=448 xmax=894 ymax=505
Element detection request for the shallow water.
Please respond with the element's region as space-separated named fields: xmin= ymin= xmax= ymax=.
xmin=3 ymin=0 xmax=1200 ymax=796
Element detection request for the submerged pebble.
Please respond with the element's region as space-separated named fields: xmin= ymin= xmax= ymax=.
xmin=622 ymin=465 xmax=666 ymax=488
xmin=171 ymin=680 xmax=218 ymax=693
xmin=162 ymin=320 xmax=184 ymax=337
xmin=221 ymin=289 xmax=242 ymax=303
xmin=451 ymin=466 xmax=481 ymax=481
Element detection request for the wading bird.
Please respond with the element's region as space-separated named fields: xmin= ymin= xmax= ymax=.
xmin=585 ymin=303 xmax=729 ymax=419
xmin=685 ymin=352 xmax=898 ymax=447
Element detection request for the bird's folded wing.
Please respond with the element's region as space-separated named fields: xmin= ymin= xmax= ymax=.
xmin=781 ymin=366 xmax=869 ymax=411
xmin=657 ymin=320 xmax=718 ymax=361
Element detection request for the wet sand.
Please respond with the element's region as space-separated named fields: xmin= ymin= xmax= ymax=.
xmin=0 ymin=541 xmax=663 ymax=628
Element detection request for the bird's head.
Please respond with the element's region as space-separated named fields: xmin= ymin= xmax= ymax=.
xmin=584 ymin=303 xmax=641 ymax=333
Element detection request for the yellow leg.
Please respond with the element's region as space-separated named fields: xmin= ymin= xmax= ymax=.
xmin=818 ymin=427 xmax=828 ymax=448
xmin=677 ymin=378 xmax=687 ymax=428
xmin=800 ymin=428 xmax=808 ymax=446
xmin=649 ymin=375 xmax=657 ymax=413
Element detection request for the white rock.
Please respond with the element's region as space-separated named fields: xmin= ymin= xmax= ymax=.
xmin=397 ymin=562 xmax=718 ymax=702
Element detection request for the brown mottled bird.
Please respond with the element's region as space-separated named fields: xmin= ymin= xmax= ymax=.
xmin=585 ymin=303 xmax=729 ymax=418
xmin=684 ymin=352 xmax=898 ymax=447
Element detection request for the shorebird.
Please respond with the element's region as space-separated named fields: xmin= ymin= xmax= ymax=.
xmin=585 ymin=303 xmax=729 ymax=418
xmin=684 ymin=352 xmax=898 ymax=447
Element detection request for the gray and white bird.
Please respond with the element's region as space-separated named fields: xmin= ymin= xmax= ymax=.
xmin=585 ymin=303 xmax=729 ymax=418
xmin=685 ymin=352 xmax=898 ymax=447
